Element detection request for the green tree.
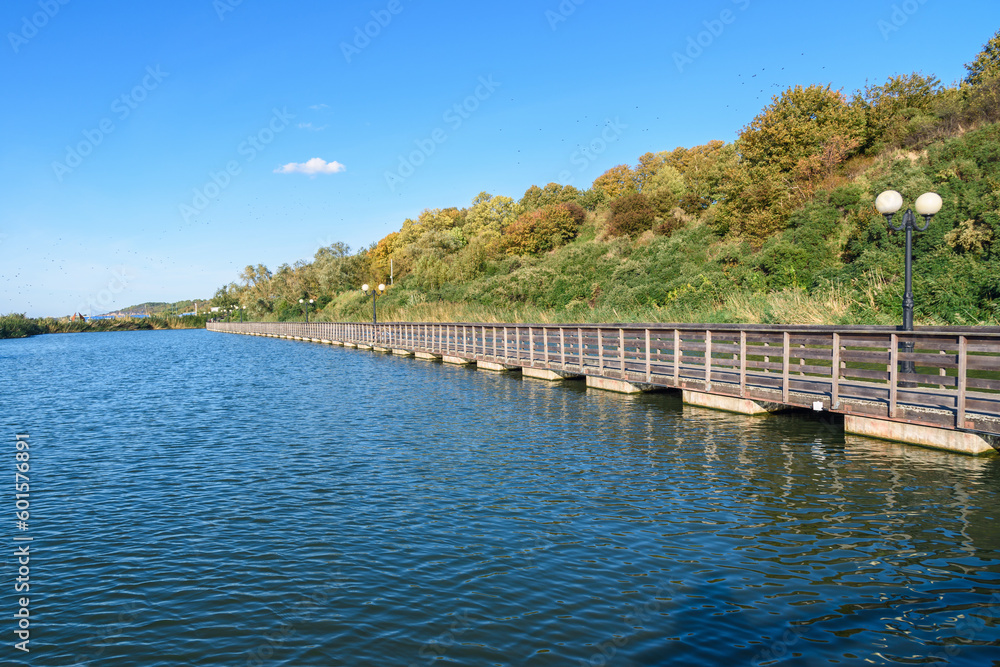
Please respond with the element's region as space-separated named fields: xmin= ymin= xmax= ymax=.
xmin=463 ymin=192 xmax=522 ymax=239
xmin=737 ymin=84 xmax=865 ymax=173
xmin=723 ymin=85 xmax=865 ymax=242
xmin=856 ymin=72 xmax=941 ymax=150
xmin=966 ymin=29 xmax=1000 ymax=85
xmin=634 ymin=152 xmax=668 ymax=192
xmin=519 ymin=183 xmax=581 ymax=211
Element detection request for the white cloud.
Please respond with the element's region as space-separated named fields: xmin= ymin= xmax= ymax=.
xmin=298 ymin=122 xmax=328 ymax=131
xmin=308 ymin=103 xmax=329 ymax=110
xmin=273 ymin=158 xmax=346 ymax=175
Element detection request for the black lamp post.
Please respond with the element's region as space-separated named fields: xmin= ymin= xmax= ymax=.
xmin=361 ymin=283 xmax=386 ymax=325
xmin=298 ymin=298 xmax=314 ymax=323
xmin=234 ymin=305 xmax=244 ymax=323
xmin=875 ymin=190 xmax=943 ymax=374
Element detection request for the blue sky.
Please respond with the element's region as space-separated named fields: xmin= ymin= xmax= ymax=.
xmin=2 ymin=0 xmax=998 ymax=317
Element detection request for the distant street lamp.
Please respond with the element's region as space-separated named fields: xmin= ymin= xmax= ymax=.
xmin=299 ymin=298 xmax=315 ymax=323
xmin=361 ymin=283 xmax=386 ymax=325
xmin=875 ymin=190 xmax=943 ymax=374
xmin=234 ymin=305 xmax=244 ymax=323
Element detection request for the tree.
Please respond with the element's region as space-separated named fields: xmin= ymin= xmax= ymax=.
xmin=737 ymin=85 xmax=865 ymax=174
xmin=519 ymin=183 xmax=581 ymax=211
xmin=500 ymin=202 xmax=586 ymax=255
xmin=723 ymin=85 xmax=865 ymax=242
xmin=643 ymin=163 xmax=685 ymax=213
xmin=313 ymin=243 xmax=355 ymax=295
xmin=856 ymin=73 xmax=941 ymax=150
xmin=463 ymin=192 xmax=522 ymax=239
xmin=966 ymin=29 xmax=1000 ymax=85
xmin=634 ymin=152 xmax=668 ymax=192
xmin=592 ymin=164 xmax=638 ymax=200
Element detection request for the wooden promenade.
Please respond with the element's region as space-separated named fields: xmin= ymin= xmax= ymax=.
xmin=208 ymin=321 xmax=1000 ymax=455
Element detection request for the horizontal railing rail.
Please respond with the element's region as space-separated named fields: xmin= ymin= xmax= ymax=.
xmin=208 ymin=321 xmax=1000 ymax=436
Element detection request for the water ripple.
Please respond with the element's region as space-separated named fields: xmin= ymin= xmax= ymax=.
xmin=2 ymin=330 xmax=998 ymax=666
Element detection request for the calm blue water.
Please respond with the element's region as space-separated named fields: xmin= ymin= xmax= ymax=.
xmin=2 ymin=328 xmax=999 ymax=666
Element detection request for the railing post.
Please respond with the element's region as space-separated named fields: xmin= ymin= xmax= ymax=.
xmin=782 ymin=331 xmax=790 ymax=404
xmin=739 ymin=330 xmax=747 ymax=398
xmin=645 ymin=329 xmax=652 ymax=383
xmin=560 ymin=327 xmax=566 ymax=368
xmin=578 ymin=327 xmax=584 ymax=368
xmin=504 ymin=326 xmax=509 ymax=361
xmin=598 ymin=328 xmax=605 ymax=375
xmin=705 ymin=330 xmax=712 ymax=390
xmin=529 ymin=327 xmax=534 ymax=366
xmin=673 ymin=329 xmax=681 ymax=386
xmin=889 ymin=333 xmax=899 ymax=418
xmin=831 ymin=333 xmax=840 ymax=409
xmin=957 ymin=335 xmax=968 ymax=428
xmin=544 ymin=328 xmax=549 ymax=366
xmin=619 ymin=328 xmax=626 ymax=379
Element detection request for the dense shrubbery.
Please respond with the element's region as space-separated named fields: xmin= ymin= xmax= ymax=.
xmin=607 ymin=194 xmax=657 ymax=237
xmin=209 ymin=30 xmax=1000 ymax=325
xmin=0 ymin=314 xmax=45 ymax=339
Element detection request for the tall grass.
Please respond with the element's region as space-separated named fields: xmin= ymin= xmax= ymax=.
xmin=0 ymin=314 xmax=207 ymax=339
xmin=0 ymin=314 xmax=46 ymax=339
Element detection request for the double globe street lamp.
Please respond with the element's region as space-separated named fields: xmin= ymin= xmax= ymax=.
xmin=299 ymin=298 xmax=315 ymax=323
xmin=875 ymin=189 xmax=943 ymax=374
xmin=362 ymin=283 xmax=386 ymax=325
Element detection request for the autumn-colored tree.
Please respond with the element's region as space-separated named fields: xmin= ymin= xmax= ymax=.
xmin=592 ymin=164 xmax=638 ymax=200
xmin=368 ymin=232 xmax=400 ymax=283
xmin=500 ymin=202 xmax=586 ymax=255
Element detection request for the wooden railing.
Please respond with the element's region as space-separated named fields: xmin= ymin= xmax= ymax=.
xmin=208 ymin=321 xmax=1000 ymax=436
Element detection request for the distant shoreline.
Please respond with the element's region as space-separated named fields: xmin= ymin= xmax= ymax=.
xmin=0 ymin=314 xmax=207 ymax=340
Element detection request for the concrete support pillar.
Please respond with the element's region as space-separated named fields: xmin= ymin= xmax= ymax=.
xmin=477 ymin=361 xmax=521 ymax=373
xmin=523 ymin=368 xmax=582 ymax=381
xmin=586 ymin=376 xmax=654 ymax=394
xmin=682 ymin=390 xmax=785 ymax=415
xmin=845 ymin=415 xmax=998 ymax=456
xmin=443 ymin=355 xmax=474 ymax=365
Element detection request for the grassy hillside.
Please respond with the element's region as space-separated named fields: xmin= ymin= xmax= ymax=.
xmin=113 ymin=300 xmax=208 ymax=316
xmin=212 ymin=31 xmax=1000 ymax=326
